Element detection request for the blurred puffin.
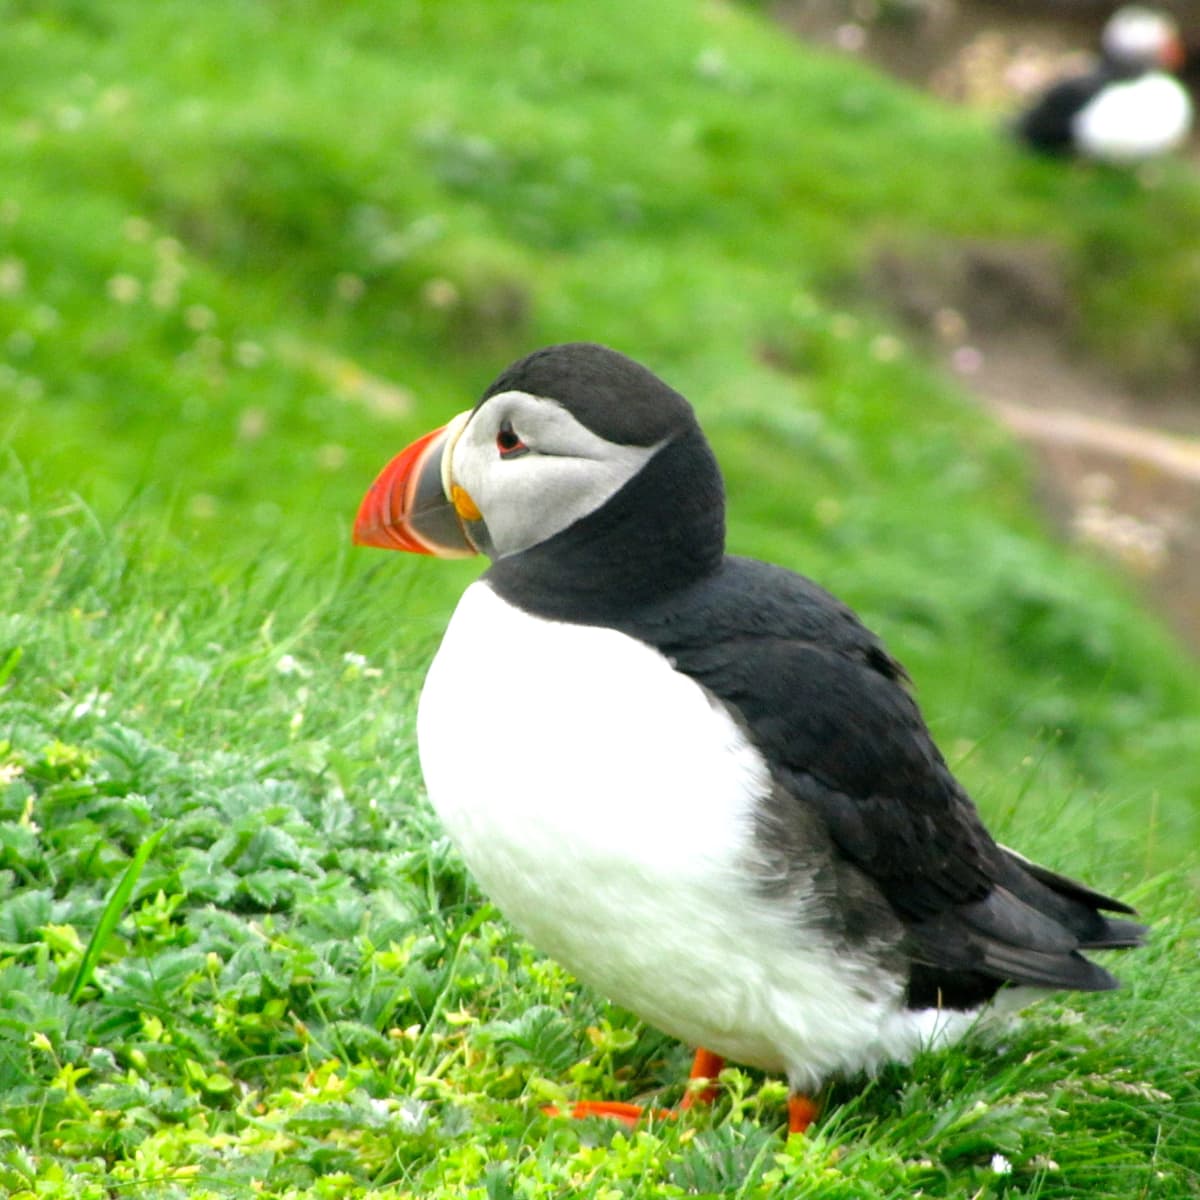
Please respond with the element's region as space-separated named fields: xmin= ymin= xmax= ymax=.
xmin=1016 ymin=5 xmax=1192 ymax=163
xmin=354 ymin=342 xmax=1145 ymax=1133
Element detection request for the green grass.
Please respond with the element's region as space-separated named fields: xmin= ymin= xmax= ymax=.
xmin=2 ymin=0 xmax=1199 ymax=1196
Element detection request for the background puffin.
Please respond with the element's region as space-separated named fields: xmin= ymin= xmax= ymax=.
xmin=1015 ymin=6 xmax=1193 ymax=163
xmin=353 ymin=342 xmax=1145 ymax=1133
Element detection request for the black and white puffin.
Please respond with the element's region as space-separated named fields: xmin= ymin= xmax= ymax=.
xmin=353 ymin=342 xmax=1145 ymax=1133
xmin=1015 ymin=6 xmax=1192 ymax=163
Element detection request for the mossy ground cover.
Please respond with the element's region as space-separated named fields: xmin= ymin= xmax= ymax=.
xmin=1 ymin=1 xmax=1198 ymax=1196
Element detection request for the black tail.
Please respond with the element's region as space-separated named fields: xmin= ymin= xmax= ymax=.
xmin=905 ymin=849 xmax=1147 ymax=1010
xmin=999 ymin=846 xmax=1149 ymax=950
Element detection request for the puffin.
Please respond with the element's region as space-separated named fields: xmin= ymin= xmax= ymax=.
xmin=1015 ymin=6 xmax=1192 ymax=163
xmin=353 ymin=342 xmax=1145 ymax=1134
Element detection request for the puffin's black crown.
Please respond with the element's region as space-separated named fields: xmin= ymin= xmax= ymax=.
xmin=481 ymin=342 xmax=725 ymax=620
xmin=480 ymin=342 xmax=698 ymax=448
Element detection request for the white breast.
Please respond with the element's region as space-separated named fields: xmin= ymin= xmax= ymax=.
xmin=1073 ymin=73 xmax=1193 ymax=163
xmin=417 ymin=582 xmax=980 ymax=1089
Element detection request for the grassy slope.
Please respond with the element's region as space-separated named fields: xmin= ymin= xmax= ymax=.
xmin=1 ymin=0 xmax=1199 ymax=1195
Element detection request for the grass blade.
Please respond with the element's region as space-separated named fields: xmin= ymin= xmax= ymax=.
xmin=67 ymin=827 xmax=166 ymax=1003
xmin=0 ymin=646 xmax=22 ymax=688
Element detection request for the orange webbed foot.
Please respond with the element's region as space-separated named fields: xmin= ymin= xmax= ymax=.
xmin=541 ymin=1048 xmax=819 ymax=1135
xmin=540 ymin=1099 xmax=666 ymax=1128
xmin=542 ymin=1046 xmax=726 ymax=1129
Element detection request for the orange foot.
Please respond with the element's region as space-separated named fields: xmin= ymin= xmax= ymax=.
xmin=541 ymin=1047 xmax=821 ymax=1134
xmin=542 ymin=1099 xmax=667 ymax=1128
xmin=681 ymin=1046 xmax=724 ymax=1109
xmin=787 ymin=1092 xmax=820 ymax=1135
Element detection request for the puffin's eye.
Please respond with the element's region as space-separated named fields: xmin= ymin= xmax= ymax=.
xmin=496 ymin=420 xmax=528 ymax=459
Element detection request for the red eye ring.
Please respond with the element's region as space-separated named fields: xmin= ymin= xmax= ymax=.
xmin=496 ymin=420 xmax=528 ymax=459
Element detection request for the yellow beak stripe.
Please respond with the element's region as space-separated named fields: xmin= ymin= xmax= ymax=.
xmin=451 ymin=484 xmax=482 ymax=522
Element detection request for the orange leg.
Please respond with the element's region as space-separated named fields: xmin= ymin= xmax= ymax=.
xmin=543 ymin=1047 xmax=819 ymax=1134
xmin=542 ymin=1045 xmax=725 ymax=1127
xmin=681 ymin=1046 xmax=725 ymax=1109
xmin=787 ymin=1092 xmax=820 ymax=1135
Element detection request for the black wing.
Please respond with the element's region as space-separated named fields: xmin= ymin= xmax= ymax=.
xmin=1015 ymin=72 xmax=1105 ymax=154
xmin=625 ymin=556 xmax=1145 ymax=1005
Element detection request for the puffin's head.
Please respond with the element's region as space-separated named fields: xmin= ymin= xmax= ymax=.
xmin=1102 ymin=6 xmax=1186 ymax=72
xmin=353 ymin=343 xmax=713 ymax=564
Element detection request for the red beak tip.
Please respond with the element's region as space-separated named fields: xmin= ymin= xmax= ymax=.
xmin=351 ymin=502 xmax=379 ymax=548
xmin=352 ymin=420 xmax=477 ymax=557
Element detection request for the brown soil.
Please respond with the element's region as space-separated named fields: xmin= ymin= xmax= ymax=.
xmin=961 ymin=333 xmax=1200 ymax=654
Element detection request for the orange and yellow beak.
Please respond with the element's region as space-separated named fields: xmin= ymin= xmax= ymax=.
xmin=1162 ymin=33 xmax=1187 ymax=72
xmin=352 ymin=414 xmax=480 ymax=558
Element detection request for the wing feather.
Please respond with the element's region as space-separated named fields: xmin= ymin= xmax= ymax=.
xmin=631 ymin=557 xmax=1145 ymax=1000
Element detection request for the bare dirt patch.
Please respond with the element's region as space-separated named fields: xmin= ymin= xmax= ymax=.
xmin=968 ymin=337 xmax=1200 ymax=653
xmin=872 ymin=235 xmax=1200 ymax=651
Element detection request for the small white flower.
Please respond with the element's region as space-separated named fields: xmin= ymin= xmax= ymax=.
xmin=70 ymin=690 xmax=111 ymax=720
xmin=342 ymin=650 xmax=381 ymax=678
xmin=952 ymin=345 xmax=984 ymax=375
xmin=421 ymin=277 xmax=459 ymax=310
xmin=695 ymin=47 xmax=728 ymax=81
xmin=990 ymin=1153 xmax=1013 ymax=1175
xmin=185 ymin=304 xmax=215 ymax=331
xmin=97 ymin=86 xmax=130 ymax=115
xmin=317 ymin=443 xmax=348 ymax=471
xmin=187 ymin=493 xmax=219 ymax=520
xmin=237 ymin=406 xmax=269 ymax=441
xmin=933 ymin=306 xmax=968 ymax=343
xmin=106 ymin=274 xmax=141 ymax=304
xmin=123 ymin=216 xmax=153 ymax=243
xmin=334 ymin=272 xmax=365 ymax=302
xmin=871 ymin=334 xmax=903 ymax=363
xmin=235 ymin=341 xmax=265 ymax=368
xmin=149 ymin=279 xmax=179 ymax=310
xmin=275 ymin=654 xmax=307 ymax=677
xmin=397 ymin=1098 xmax=429 ymax=1132
xmin=835 ymin=23 xmax=866 ymax=53
xmin=0 ymin=258 xmax=26 ymax=296
xmin=830 ymin=313 xmax=859 ymax=339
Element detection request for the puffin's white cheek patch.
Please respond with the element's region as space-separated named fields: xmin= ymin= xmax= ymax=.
xmin=451 ymin=391 xmax=660 ymax=558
